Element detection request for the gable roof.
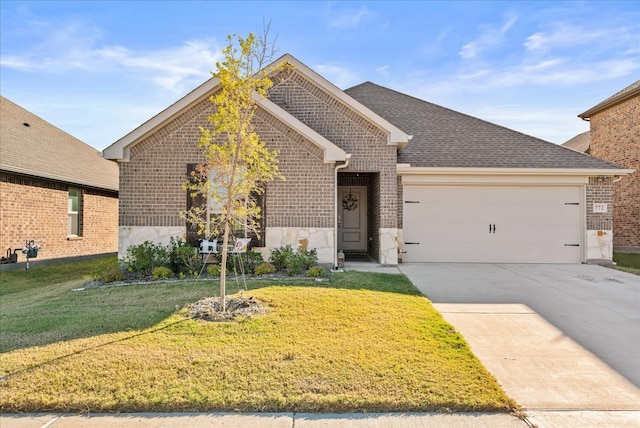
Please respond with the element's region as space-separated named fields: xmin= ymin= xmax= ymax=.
xmin=272 ymin=55 xmax=411 ymax=148
xmin=346 ymin=82 xmax=627 ymax=172
xmin=0 ymin=96 xmax=118 ymax=191
xmin=579 ymin=79 xmax=640 ymax=119
xmin=103 ymin=54 xmax=411 ymax=163
xmin=104 ymin=68 xmax=346 ymax=164
xmin=562 ymin=131 xmax=590 ymax=153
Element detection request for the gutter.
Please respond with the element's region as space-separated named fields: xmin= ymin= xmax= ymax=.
xmin=578 ymin=84 xmax=640 ymax=119
xmin=334 ymin=154 xmax=351 ymax=269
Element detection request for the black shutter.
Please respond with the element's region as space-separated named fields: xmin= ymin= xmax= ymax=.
xmin=186 ymin=163 xmax=205 ymax=247
xmin=249 ymin=189 xmax=266 ymax=247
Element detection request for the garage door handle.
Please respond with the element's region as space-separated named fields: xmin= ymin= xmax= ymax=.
xmin=405 ymin=242 xmax=420 ymax=245
xmin=564 ymin=244 xmax=580 ymax=246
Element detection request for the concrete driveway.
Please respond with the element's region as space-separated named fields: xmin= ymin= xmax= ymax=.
xmin=399 ymin=263 xmax=640 ymax=424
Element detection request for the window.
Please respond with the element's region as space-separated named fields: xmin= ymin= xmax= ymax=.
xmin=68 ymin=188 xmax=82 ymax=236
xmin=186 ymin=164 xmax=265 ymax=247
xmin=207 ymin=169 xmax=247 ymax=238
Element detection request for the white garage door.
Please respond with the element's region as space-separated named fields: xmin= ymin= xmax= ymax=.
xmin=402 ymin=186 xmax=583 ymax=263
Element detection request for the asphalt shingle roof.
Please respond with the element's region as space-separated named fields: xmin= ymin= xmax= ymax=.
xmin=562 ymin=131 xmax=590 ymax=154
xmin=346 ymin=82 xmax=624 ymax=170
xmin=579 ymin=79 xmax=640 ymax=118
xmin=0 ymin=96 xmax=118 ymax=191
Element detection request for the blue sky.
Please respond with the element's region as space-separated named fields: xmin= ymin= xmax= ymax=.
xmin=1 ymin=1 xmax=639 ymax=151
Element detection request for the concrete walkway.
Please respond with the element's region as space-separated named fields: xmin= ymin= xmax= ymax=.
xmin=1 ymin=412 xmax=528 ymax=428
xmin=399 ymin=263 xmax=640 ymax=427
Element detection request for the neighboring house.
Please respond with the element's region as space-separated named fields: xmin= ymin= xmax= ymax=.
xmin=577 ymin=80 xmax=639 ymax=253
xmin=103 ymin=54 xmax=632 ymax=266
xmin=562 ymin=131 xmax=590 ymax=154
xmin=0 ymin=96 xmax=119 ymax=264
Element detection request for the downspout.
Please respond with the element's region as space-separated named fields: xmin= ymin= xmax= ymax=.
xmin=334 ymin=154 xmax=351 ymax=269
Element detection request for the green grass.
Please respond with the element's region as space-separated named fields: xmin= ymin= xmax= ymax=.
xmin=612 ymin=253 xmax=640 ymax=275
xmin=0 ymin=261 xmax=515 ymax=413
xmin=0 ymin=257 xmax=106 ymax=296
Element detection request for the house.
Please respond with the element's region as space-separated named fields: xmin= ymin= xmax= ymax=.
xmin=562 ymin=131 xmax=590 ymax=154
xmin=576 ymin=80 xmax=639 ymax=253
xmin=103 ymin=54 xmax=632 ymax=266
xmin=0 ymin=96 xmax=119 ymax=264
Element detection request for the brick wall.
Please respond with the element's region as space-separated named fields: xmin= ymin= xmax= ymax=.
xmin=0 ymin=172 xmax=118 ymax=262
xmin=589 ymin=95 xmax=639 ymax=250
xmin=118 ymin=70 xmax=398 ymax=261
xmin=586 ymin=177 xmax=613 ymax=230
xmin=269 ymin=70 xmax=398 ymax=230
xmin=118 ymin=89 xmax=335 ymax=237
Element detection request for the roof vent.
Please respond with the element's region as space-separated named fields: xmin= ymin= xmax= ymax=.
xmin=23 ymin=122 xmax=30 ymax=127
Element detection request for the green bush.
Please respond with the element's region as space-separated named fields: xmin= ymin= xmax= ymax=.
xmin=255 ymin=262 xmax=276 ymax=275
xmin=124 ymin=241 xmax=169 ymax=276
xmin=152 ymin=266 xmax=173 ymax=280
xmin=93 ymin=258 xmax=124 ymax=283
xmin=306 ymin=265 xmax=325 ymax=278
xmin=207 ymin=264 xmax=222 ymax=277
xmin=168 ymin=237 xmax=203 ymax=275
xmin=269 ymin=245 xmax=319 ymax=275
xmin=298 ymin=247 xmax=318 ymax=269
xmin=269 ymin=245 xmax=295 ymax=271
xmin=227 ymin=249 xmax=264 ymax=274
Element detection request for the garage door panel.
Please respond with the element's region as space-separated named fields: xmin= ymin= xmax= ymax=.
xmin=403 ymin=185 xmax=583 ymax=263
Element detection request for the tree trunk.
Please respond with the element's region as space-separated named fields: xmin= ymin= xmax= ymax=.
xmin=220 ymin=220 xmax=230 ymax=312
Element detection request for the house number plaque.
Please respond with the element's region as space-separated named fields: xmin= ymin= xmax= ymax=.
xmin=593 ymin=203 xmax=608 ymax=213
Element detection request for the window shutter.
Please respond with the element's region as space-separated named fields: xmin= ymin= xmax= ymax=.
xmin=249 ymin=189 xmax=266 ymax=247
xmin=78 ymin=189 xmax=84 ymax=237
xmin=185 ymin=163 xmax=205 ymax=247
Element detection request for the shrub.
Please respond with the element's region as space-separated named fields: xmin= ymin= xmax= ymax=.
xmin=298 ymin=247 xmax=318 ymax=269
xmin=124 ymin=241 xmax=169 ymax=276
xmin=93 ymin=258 xmax=124 ymax=283
xmin=168 ymin=237 xmax=203 ymax=275
xmin=269 ymin=245 xmax=295 ymax=271
xmin=227 ymin=249 xmax=264 ymax=274
xmin=254 ymin=262 xmax=276 ymax=275
xmin=207 ymin=264 xmax=222 ymax=277
xmin=152 ymin=266 xmax=173 ymax=280
xmin=286 ymin=253 xmax=305 ymax=276
xmin=269 ymin=245 xmax=319 ymax=275
xmin=306 ymin=265 xmax=325 ymax=278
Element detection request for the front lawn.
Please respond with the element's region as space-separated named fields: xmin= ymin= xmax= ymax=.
xmin=0 ymin=261 xmax=515 ymax=413
xmin=612 ymin=252 xmax=640 ymax=275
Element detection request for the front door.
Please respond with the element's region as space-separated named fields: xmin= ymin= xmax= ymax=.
xmin=337 ymin=186 xmax=367 ymax=251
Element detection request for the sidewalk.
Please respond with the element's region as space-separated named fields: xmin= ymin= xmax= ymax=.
xmin=0 ymin=412 xmax=529 ymax=427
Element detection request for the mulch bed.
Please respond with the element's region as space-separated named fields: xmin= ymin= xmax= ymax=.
xmin=185 ymin=296 xmax=269 ymax=322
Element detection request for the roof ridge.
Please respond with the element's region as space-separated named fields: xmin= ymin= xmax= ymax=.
xmin=348 ymin=81 xmax=565 ymax=147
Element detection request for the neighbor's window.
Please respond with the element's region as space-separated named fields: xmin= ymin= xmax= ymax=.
xmin=68 ymin=188 xmax=82 ymax=236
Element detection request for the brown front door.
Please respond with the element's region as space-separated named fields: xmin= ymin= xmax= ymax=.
xmin=337 ymin=186 xmax=367 ymax=251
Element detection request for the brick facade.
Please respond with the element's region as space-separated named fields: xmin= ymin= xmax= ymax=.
xmin=118 ymin=83 xmax=336 ymax=238
xmin=586 ymin=177 xmax=614 ymax=231
xmin=117 ymin=70 xmax=398 ymax=261
xmin=0 ymin=172 xmax=118 ymax=262
xmin=589 ymin=94 xmax=639 ymax=251
xmin=269 ymin=70 xmax=398 ymax=257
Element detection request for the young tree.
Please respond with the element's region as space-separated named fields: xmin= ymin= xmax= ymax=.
xmin=182 ymin=32 xmax=289 ymax=311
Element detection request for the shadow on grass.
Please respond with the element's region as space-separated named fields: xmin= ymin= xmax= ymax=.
xmin=1 ymin=319 xmax=190 ymax=381
xmin=0 ymin=270 xmax=418 ymax=354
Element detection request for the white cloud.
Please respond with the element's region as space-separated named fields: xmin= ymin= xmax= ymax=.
xmin=459 ymin=13 xmax=518 ymax=60
xmin=313 ymin=63 xmax=360 ymax=88
xmin=327 ymin=6 xmax=370 ymax=29
xmin=0 ymin=22 xmax=221 ymax=93
xmin=524 ymin=23 xmax=625 ymax=51
xmin=376 ymin=65 xmax=390 ymax=78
